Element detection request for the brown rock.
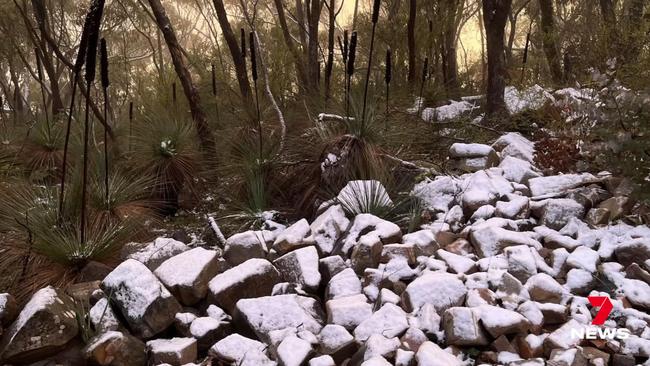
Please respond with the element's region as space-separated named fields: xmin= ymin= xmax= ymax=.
xmin=146 ymin=337 xmax=197 ymax=365
xmin=84 ymin=331 xmax=146 ymax=366
xmin=585 ymin=208 xmax=610 ymax=226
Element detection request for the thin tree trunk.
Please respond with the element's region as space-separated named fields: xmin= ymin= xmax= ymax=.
xmin=307 ymin=0 xmax=322 ymax=95
xmin=482 ymin=0 xmax=512 ymax=117
xmin=622 ymin=0 xmax=647 ymax=62
xmin=147 ymin=0 xmax=214 ymax=152
xmin=325 ymin=0 xmax=336 ymax=100
xmin=599 ymin=0 xmax=619 ymax=55
xmin=272 ymin=0 xmax=311 ymax=90
xmin=212 ymin=0 xmax=254 ymax=111
xmin=539 ymin=0 xmax=563 ymax=84
xmin=442 ymin=0 xmax=461 ymax=98
xmin=407 ymin=0 xmax=417 ymax=83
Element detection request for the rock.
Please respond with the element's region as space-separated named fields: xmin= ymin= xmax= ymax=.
xmin=466 ymin=288 xmax=497 ymax=307
xmin=189 ymin=316 xmax=231 ymax=352
xmin=77 ymin=261 xmax=113 ymax=282
xmin=360 ymin=334 xmax=400 ymax=362
xmin=615 ymin=238 xmax=650 ymax=267
xmin=309 ymin=355 xmax=336 ymax=366
xmin=416 ymin=342 xmax=461 ymax=366
xmin=525 ymin=273 xmax=566 ymax=303
xmin=125 ymin=237 xmax=188 ymax=270
xmin=381 ymin=244 xmax=417 ymax=265
xmin=224 ymin=230 xmax=276 ymax=265
xmin=538 ymin=198 xmax=585 ymax=230
xmin=469 ymin=224 xmax=540 ymax=257
xmin=154 ymin=247 xmax=219 ymax=305
xmin=566 ymin=246 xmax=600 ymax=273
xmin=409 ymin=303 xmax=442 ymax=339
xmin=174 ymin=312 xmax=196 ymax=337
xmin=0 ymin=287 xmax=78 ymax=364
xmin=319 ymin=255 xmax=348 ymax=284
xmin=277 ymin=335 xmax=313 ymax=366
xmin=84 ymin=331 xmax=146 ymax=366
xmin=340 ymin=214 xmax=401 ymax=256
xmin=326 ymin=268 xmax=362 ymax=299
xmin=612 ymin=353 xmax=636 ymax=366
xmin=620 ymin=279 xmax=650 ymax=309
xmin=209 ymin=334 xmax=275 ymax=366
xmin=351 ymin=235 xmax=384 ymax=274
xmin=461 ymin=170 xmax=514 ymax=212
xmin=310 ymin=205 xmax=350 ymax=255
xmin=402 ymin=230 xmax=439 ymax=257
xmin=528 ymin=173 xmax=599 ymax=197
xmin=436 ymin=249 xmax=476 ymax=274
xmin=208 ymin=258 xmax=281 ymax=313
xmin=443 ymin=307 xmax=489 ymax=346
xmin=498 ymin=156 xmax=541 ymax=184
xmin=493 ymin=133 xmax=535 ymax=162
xmin=449 ymin=143 xmax=499 ymax=172
xmin=326 ymin=294 xmax=373 ymax=331
xmin=505 ymin=245 xmax=538 ymax=282
xmin=318 ymin=324 xmax=356 ymax=363
xmin=402 ymin=273 xmax=467 ymax=312
xmin=101 ymin=259 xmax=181 ymax=338
xmin=412 ymin=176 xmax=460 ymax=212
xmin=537 ymin=302 xmax=567 ymax=324
xmin=599 ymin=196 xmax=634 ymax=220
xmin=549 ymin=348 xmax=588 ymax=366
xmin=621 ymin=334 xmax=650 ymax=356
xmin=354 ymin=303 xmax=409 ymax=341
xmin=517 ymin=333 xmax=547 ymax=358
xmin=274 ymin=246 xmax=321 ymax=292
xmin=565 ymin=269 xmax=596 ymax=295
xmin=234 ymin=294 xmax=324 ymax=343
xmin=273 ymin=219 xmax=314 ymax=255
xmin=400 ymin=327 xmax=428 ymax=352
xmin=360 ymin=356 xmax=392 ymax=365
xmin=0 ymin=293 xmax=18 ymax=327
xmin=475 ymin=305 xmax=530 ymax=337
xmin=146 ymin=337 xmax=197 ymax=365
xmin=89 ymin=297 xmax=120 ymax=332
xmin=395 ymin=349 xmax=415 ymax=366
xmin=495 ymin=195 xmax=529 ymax=219
xmin=585 ymin=207 xmax=611 ymax=226
xmin=544 ymin=319 xmax=584 ymax=352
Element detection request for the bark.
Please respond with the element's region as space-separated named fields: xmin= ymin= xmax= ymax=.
xmin=442 ymin=0 xmax=462 ymax=98
xmin=622 ymin=0 xmax=647 ymax=62
xmin=307 ymin=0 xmax=323 ymax=94
xmin=31 ymin=0 xmax=64 ymax=116
xmin=599 ymin=0 xmax=619 ymax=54
xmin=147 ymin=0 xmax=215 ymax=152
xmin=539 ymin=0 xmax=563 ymax=84
xmin=407 ymin=0 xmax=417 ymax=82
xmin=482 ymin=0 xmax=513 ymax=117
xmin=212 ymin=0 xmax=254 ymax=111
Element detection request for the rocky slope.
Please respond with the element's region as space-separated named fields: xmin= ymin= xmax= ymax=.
xmin=1 ymin=133 xmax=650 ymax=366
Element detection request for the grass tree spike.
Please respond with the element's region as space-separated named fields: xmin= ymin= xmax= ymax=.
xmin=347 ymin=31 xmax=357 ymax=77
xmin=84 ymin=0 xmax=105 ymax=84
xmin=211 ymin=64 xmax=217 ymax=96
xmin=249 ymin=32 xmax=258 ymax=81
xmin=100 ymin=38 xmax=109 ymax=88
xmin=241 ymin=28 xmax=246 ymax=58
xmin=372 ymin=0 xmax=381 ymax=24
xmin=343 ymin=30 xmax=349 ymax=65
xmin=385 ymin=48 xmax=392 ymax=84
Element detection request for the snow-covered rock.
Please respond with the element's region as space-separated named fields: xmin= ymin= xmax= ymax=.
xmin=309 ymin=205 xmax=350 ymax=255
xmin=101 ymin=259 xmax=181 ymax=338
xmin=416 ymin=341 xmax=462 ymax=366
xmin=223 ymin=230 xmax=276 ymax=265
xmin=274 ymin=246 xmax=321 ymax=292
xmin=273 ymin=219 xmax=314 ymax=255
xmin=209 ymin=334 xmax=275 ymax=366
xmin=154 ymin=247 xmax=219 ymax=305
xmin=401 ymin=273 xmax=467 ymax=312
xmin=443 ymin=306 xmax=488 ymax=346
xmin=146 ymin=337 xmax=197 ymax=365
xmin=126 ymin=237 xmax=188 ymax=270
xmin=326 ymin=294 xmax=373 ymax=331
xmin=354 ymin=303 xmax=409 ymax=341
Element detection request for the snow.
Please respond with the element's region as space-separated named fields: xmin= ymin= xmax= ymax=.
xmin=326 ymin=294 xmax=373 ymax=330
xmin=326 ymin=268 xmax=362 ymax=299
xmin=619 ymin=279 xmax=650 ymax=309
xmin=277 ymin=336 xmax=312 ymax=366
xmin=210 ymin=334 xmax=275 ymax=366
xmin=273 ymin=219 xmax=312 ymax=253
xmin=102 ymin=259 xmax=173 ymax=319
xmin=206 ymin=304 xmax=229 ymax=321
xmin=474 ymin=305 xmax=529 ymax=337
xmin=504 ymin=85 xmax=554 ymax=114
xmin=318 ymin=324 xmax=353 ymax=353
xmin=89 ymin=297 xmax=119 ymax=332
xmin=340 ymin=214 xmax=401 ymax=255
xmin=449 ymin=143 xmax=495 ymax=157
xmin=9 ymin=286 xmax=58 ymax=334
xmin=545 ymin=319 xmax=584 ymax=349
xmin=189 ymin=317 xmax=221 ymax=338
xmin=208 ymin=258 xmax=275 ymax=296
xmin=309 ymin=204 xmax=350 ymax=255
xmin=354 ymin=303 xmax=409 ymax=341
xmin=528 ymin=173 xmax=599 ymax=197
xmin=422 ymin=100 xmax=478 ymax=121
xmin=363 ymin=334 xmax=400 ymax=360
xmin=154 ymin=247 xmax=217 ymax=287
xmin=402 ymin=273 xmax=467 ymax=312
xmin=416 ymin=342 xmax=462 ymax=366
xmin=309 ymin=355 xmax=335 ymax=366
xmin=566 ymin=246 xmax=600 ymax=273
xmin=274 ymin=246 xmax=321 ymax=291
xmin=492 ymin=133 xmax=536 ymax=163
xmin=146 ymin=337 xmax=196 ymax=357
xmin=437 ymin=249 xmax=476 ymax=274
xmin=412 ymin=176 xmax=460 ymax=212
xmin=127 ymin=237 xmax=188 ymax=269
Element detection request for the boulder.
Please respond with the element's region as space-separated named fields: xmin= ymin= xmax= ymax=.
xmin=351 ymin=234 xmax=383 ymax=274
xmin=443 ymin=307 xmax=489 ymax=346
xmin=538 ymin=199 xmax=585 ymax=230
xmin=209 ymin=334 xmax=275 ymax=366
xmin=318 ymin=324 xmax=356 ymax=363
xmin=505 ymin=245 xmax=538 ymax=282
xmin=528 ymin=173 xmax=599 ymax=197
xmin=325 ymin=268 xmax=362 ymax=299
xmin=525 ymin=273 xmax=566 ymax=304
xmin=274 ymin=246 xmax=321 ymax=292
xmin=89 ymin=297 xmax=120 ymax=333
xmin=154 ymin=247 xmax=219 ymax=305
xmin=125 ymin=237 xmax=188 ymax=270
xmin=475 ymin=305 xmax=530 ymax=337
xmin=146 ymin=337 xmax=197 ymax=365
xmin=224 ymin=230 xmax=275 ymax=265
xmin=0 ymin=287 xmax=78 ymax=364
xmin=402 ymin=273 xmax=467 ymax=312
xmin=273 ymin=219 xmax=314 ymax=255
xmin=277 ymin=335 xmax=314 ymax=366
xmin=615 ymin=238 xmax=650 ymax=267
xmin=234 ymin=294 xmax=324 ymax=343
xmin=208 ymin=258 xmax=281 ymax=313
xmin=416 ymin=342 xmax=462 ymax=366
xmin=189 ymin=316 xmax=231 ymax=352
xmin=101 ymin=259 xmax=181 ymax=338
xmin=326 ymin=294 xmax=373 ymax=331
xmin=84 ymin=331 xmax=146 ymax=366
xmin=309 ymin=205 xmax=350 ymax=255
xmin=340 ymin=214 xmax=401 ymax=256
xmin=412 ymin=176 xmax=460 ymax=212
xmin=354 ymin=303 xmax=409 ymax=341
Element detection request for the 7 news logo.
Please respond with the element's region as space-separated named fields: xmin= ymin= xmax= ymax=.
xmin=570 ymin=296 xmax=631 ymax=340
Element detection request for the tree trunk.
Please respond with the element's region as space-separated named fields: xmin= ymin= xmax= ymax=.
xmin=307 ymin=0 xmax=322 ymax=95
xmin=442 ymin=0 xmax=461 ymax=98
xmin=272 ymin=0 xmax=313 ymax=93
xmin=622 ymin=0 xmax=647 ymax=62
xmin=407 ymin=0 xmax=417 ymax=83
xmin=599 ymin=0 xmax=619 ymax=54
xmin=147 ymin=0 xmax=214 ymax=152
xmin=482 ymin=0 xmax=512 ymax=117
xmin=539 ymin=0 xmax=563 ymax=84
xmin=212 ymin=0 xmax=254 ymax=111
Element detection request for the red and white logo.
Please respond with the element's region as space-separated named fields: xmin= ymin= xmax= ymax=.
xmin=571 ymin=296 xmax=630 ymax=340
